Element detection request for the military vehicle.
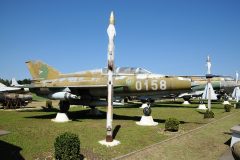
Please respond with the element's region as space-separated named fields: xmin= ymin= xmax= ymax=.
xmin=0 ymin=83 xmax=32 ymax=109
xmin=25 ymin=60 xmax=192 ymax=113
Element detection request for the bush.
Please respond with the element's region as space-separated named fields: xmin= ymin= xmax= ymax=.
xmin=165 ymin=118 xmax=180 ymax=132
xmin=232 ymin=141 xmax=240 ymax=160
xmin=236 ymin=102 xmax=240 ymax=109
xmin=224 ymin=104 xmax=232 ymax=112
xmin=204 ymin=109 xmax=214 ymax=118
xmin=54 ymin=132 xmax=80 ymax=160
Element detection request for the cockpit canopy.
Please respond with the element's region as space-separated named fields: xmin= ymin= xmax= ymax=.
xmin=223 ymin=76 xmax=234 ymax=81
xmin=102 ymin=67 xmax=151 ymax=74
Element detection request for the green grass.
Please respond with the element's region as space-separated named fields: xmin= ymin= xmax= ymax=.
xmin=0 ymin=100 xmax=238 ymax=159
xmin=31 ymin=93 xmax=47 ymax=102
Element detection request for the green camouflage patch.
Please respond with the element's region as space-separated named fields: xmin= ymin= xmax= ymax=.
xmin=39 ymin=64 xmax=49 ymax=79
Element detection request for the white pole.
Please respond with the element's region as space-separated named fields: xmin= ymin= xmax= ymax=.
xmin=208 ymin=79 xmax=211 ymax=111
xmin=106 ymin=11 xmax=116 ymax=142
xmin=207 ymin=55 xmax=211 ymax=75
xmin=207 ymin=56 xmax=211 ymax=111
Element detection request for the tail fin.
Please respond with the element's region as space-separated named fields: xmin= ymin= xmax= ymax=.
xmin=25 ymin=60 xmax=61 ymax=80
xmin=11 ymin=78 xmax=19 ymax=86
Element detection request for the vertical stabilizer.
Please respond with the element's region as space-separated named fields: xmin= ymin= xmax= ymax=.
xmin=25 ymin=61 xmax=61 ymax=80
xmin=11 ymin=78 xmax=19 ymax=86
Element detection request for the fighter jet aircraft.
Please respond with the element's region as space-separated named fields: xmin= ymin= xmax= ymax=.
xmin=0 ymin=82 xmax=32 ymax=109
xmin=25 ymin=60 xmax=192 ymax=113
xmin=178 ymin=75 xmax=237 ymax=101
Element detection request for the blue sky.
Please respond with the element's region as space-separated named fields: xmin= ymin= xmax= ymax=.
xmin=0 ymin=0 xmax=240 ymax=80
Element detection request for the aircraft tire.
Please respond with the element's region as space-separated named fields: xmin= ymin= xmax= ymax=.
xmin=143 ymin=107 xmax=151 ymax=116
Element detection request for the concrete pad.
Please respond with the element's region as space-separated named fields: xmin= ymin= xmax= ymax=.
xmin=136 ymin=116 xmax=158 ymax=126
xmin=52 ymin=113 xmax=71 ymax=123
xmin=197 ymin=104 xmax=207 ymax=110
xmin=219 ymin=148 xmax=235 ymax=160
xmin=99 ymin=139 xmax=120 ymax=147
xmin=182 ymin=101 xmax=190 ymax=105
xmin=223 ymin=101 xmax=231 ymax=105
xmin=230 ymin=125 xmax=240 ymax=147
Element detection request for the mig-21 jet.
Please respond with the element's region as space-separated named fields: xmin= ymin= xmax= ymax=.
xmin=178 ymin=75 xmax=238 ymax=101
xmin=25 ymin=60 xmax=192 ymax=114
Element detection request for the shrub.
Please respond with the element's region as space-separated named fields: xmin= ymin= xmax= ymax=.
xmin=165 ymin=118 xmax=180 ymax=132
xmin=54 ymin=132 xmax=80 ymax=160
xmin=224 ymin=104 xmax=232 ymax=112
xmin=232 ymin=141 xmax=240 ymax=160
xmin=236 ymin=102 xmax=240 ymax=109
xmin=204 ymin=109 xmax=214 ymax=118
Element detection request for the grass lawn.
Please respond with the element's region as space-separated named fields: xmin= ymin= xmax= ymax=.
xmin=0 ymin=100 xmax=238 ymax=159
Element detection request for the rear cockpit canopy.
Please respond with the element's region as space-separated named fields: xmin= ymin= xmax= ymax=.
xmin=223 ymin=76 xmax=234 ymax=81
xmin=102 ymin=67 xmax=151 ymax=75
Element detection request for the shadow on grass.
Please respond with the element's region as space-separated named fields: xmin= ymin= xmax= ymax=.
xmin=152 ymin=118 xmax=207 ymax=125
xmin=113 ymin=125 xmax=121 ymax=139
xmin=24 ymin=109 xmax=206 ymax=126
xmin=0 ymin=140 xmax=24 ymax=160
xmin=223 ymin=137 xmax=232 ymax=146
xmin=151 ymin=104 xmax=198 ymax=109
xmin=16 ymin=106 xmax=59 ymax=113
xmin=24 ymin=109 xmax=141 ymax=122
xmin=115 ymin=103 xmax=199 ymax=109
xmin=223 ymin=132 xmax=232 ymax=147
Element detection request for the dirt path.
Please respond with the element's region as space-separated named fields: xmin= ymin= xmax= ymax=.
xmin=114 ymin=111 xmax=240 ymax=160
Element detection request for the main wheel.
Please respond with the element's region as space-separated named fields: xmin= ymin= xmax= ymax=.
xmin=59 ymin=100 xmax=70 ymax=113
xmin=143 ymin=107 xmax=152 ymax=116
xmin=183 ymin=96 xmax=191 ymax=101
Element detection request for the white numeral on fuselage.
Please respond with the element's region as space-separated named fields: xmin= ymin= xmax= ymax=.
xmin=135 ymin=80 xmax=167 ymax=91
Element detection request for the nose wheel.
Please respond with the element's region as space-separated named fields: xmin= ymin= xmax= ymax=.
xmin=137 ymin=103 xmax=158 ymax=126
xmin=143 ymin=106 xmax=152 ymax=116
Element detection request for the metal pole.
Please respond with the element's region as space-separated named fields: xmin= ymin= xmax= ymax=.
xmin=207 ymin=56 xmax=211 ymax=111
xmin=106 ymin=11 xmax=116 ymax=142
xmin=208 ymin=79 xmax=211 ymax=111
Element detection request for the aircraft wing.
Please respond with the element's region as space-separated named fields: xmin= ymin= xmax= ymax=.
xmin=178 ymin=91 xmax=204 ymax=98
xmin=0 ymin=86 xmax=21 ymax=92
xmin=23 ymin=84 xmax=125 ymax=89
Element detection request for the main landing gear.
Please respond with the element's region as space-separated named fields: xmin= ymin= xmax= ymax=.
xmin=52 ymin=100 xmax=71 ymax=123
xmin=143 ymin=105 xmax=152 ymax=116
xmin=136 ymin=103 xmax=158 ymax=126
xmin=59 ymin=100 xmax=70 ymax=113
xmin=88 ymin=105 xmax=102 ymax=116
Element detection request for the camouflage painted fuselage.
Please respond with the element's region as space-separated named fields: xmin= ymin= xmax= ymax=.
xmin=188 ymin=76 xmax=237 ymax=93
xmin=26 ymin=61 xmax=191 ymax=105
xmin=30 ymin=68 xmax=191 ymax=97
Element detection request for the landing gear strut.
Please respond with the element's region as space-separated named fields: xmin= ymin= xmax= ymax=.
xmin=52 ymin=100 xmax=71 ymax=122
xmin=88 ymin=105 xmax=102 ymax=116
xmin=143 ymin=106 xmax=152 ymax=116
xmin=59 ymin=100 xmax=70 ymax=113
xmin=137 ymin=103 xmax=158 ymax=126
